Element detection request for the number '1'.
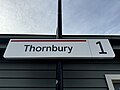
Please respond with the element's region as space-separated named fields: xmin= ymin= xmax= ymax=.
xmin=96 ymin=41 xmax=107 ymax=54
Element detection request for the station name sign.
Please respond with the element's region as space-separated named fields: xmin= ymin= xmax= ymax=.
xmin=4 ymin=39 xmax=115 ymax=59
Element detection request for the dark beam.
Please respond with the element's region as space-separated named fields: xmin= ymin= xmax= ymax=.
xmin=56 ymin=0 xmax=62 ymax=39
xmin=56 ymin=0 xmax=63 ymax=90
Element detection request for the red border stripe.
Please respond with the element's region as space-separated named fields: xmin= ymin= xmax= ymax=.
xmin=11 ymin=40 xmax=87 ymax=42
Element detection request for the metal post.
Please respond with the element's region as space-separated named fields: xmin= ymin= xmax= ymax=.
xmin=56 ymin=0 xmax=63 ymax=90
xmin=56 ymin=61 xmax=63 ymax=90
xmin=56 ymin=0 xmax=62 ymax=39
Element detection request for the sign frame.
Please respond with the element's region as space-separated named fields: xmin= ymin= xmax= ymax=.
xmin=3 ymin=39 xmax=115 ymax=59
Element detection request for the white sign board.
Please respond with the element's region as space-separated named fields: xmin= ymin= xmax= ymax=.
xmin=4 ymin=39 xmax=115 ymax=59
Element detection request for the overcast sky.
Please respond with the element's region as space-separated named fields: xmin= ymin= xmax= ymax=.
xmin=63 ymin=0 xmax=120 ymax=35
xmin=0 ymin=0 xmax=57 ymax=34
xmin=0 ymin=0 xmax=120 ymax=35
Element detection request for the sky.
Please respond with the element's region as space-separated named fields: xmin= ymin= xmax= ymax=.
xmin=63 ymin=0 xmax=120 ymax=35
xmin=0 ymin=0 xmax=120 ymax=35
xmin=0 ymin=0 xmax=57 ymax=34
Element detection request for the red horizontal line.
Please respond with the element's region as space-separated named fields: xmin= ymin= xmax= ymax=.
xmin=11 ymin=40 xmax=87 ymax=42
